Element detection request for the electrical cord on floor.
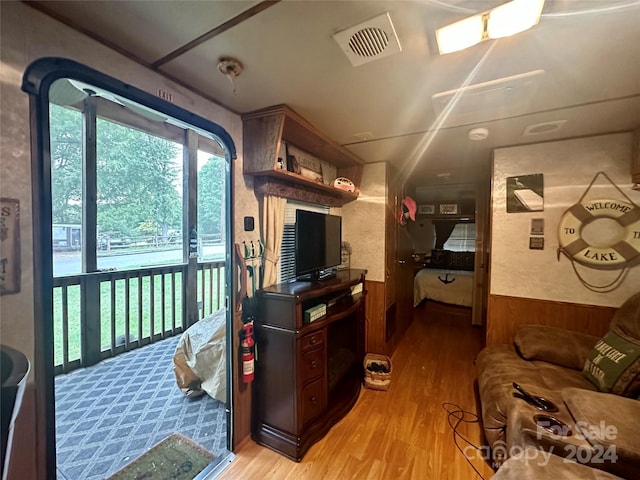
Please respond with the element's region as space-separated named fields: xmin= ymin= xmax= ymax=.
xmin=442 ymin=402 xmax=499 ymax=480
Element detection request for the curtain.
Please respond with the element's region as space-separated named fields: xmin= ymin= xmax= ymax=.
xmin=261 ymin=195 xmax=286 ymax=288
xmin=433 ymin=220 xmax=458 ymax=249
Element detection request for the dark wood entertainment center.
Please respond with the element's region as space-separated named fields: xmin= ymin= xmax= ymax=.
xmin=252 ymin=269 xmax=367 ymax=461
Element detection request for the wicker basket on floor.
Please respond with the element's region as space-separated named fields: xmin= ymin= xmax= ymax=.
xmin=363 ymin=353 xmax=392 ymax=391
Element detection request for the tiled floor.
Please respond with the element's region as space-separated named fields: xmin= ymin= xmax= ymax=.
xmin=55 ymin=336 xmax=227 ymax=480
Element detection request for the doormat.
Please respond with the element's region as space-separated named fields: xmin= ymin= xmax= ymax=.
xmin=107 ymin=433 xmax=216 ymax=480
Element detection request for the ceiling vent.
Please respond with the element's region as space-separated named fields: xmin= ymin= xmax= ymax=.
xmin=523 ymin=120 xmax=567 ymax=136
xmin=333 ymin=12 xmax=402 ymax=67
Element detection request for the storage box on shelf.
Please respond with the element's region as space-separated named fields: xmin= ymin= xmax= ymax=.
xmin=242 ymin=104 xmax=364 ymax=206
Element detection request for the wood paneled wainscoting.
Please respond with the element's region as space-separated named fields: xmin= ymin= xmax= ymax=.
xmin=364 ymin=280 xmax=412 ymax=357
xmin=486 ymin=294 xmax=617 ymax=345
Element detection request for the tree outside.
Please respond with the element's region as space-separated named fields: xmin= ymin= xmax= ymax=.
xmin=198 ymin=153 xmax=226 ymax=253
xmin=50 ymin=104 xmax=82 ymax=226
xmin=51 ymin=105 xmax=226 ymax=254
xmin=50 ymin=104 xmax=184 ymax=255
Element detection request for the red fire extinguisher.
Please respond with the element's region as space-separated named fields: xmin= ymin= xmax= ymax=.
xmin=241 ymin=322 xmax=255 ymax=383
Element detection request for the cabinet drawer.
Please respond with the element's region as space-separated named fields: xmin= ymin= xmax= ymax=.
xmin=301 ymin=347 xmax=324 ymax=383
xmin=301 ymin=378 xmax=325 ymax=425
xmin=301 ymin=330 xmax=324 ymax=351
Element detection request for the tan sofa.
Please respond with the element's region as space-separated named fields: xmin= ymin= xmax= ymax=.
xmin=493 ymin=448 xmax=624 ymax=480
xmin=476 ymin=292 xmax=640 ymax=478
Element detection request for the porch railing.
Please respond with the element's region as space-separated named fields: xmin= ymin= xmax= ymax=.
xmin=53 ymin=260 xmax=225 ymax=375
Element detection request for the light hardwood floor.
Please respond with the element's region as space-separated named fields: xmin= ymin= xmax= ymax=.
xmin=218 ymin=304 xmax=495 ymax=480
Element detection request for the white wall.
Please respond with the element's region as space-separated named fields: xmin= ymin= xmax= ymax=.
xmin=342 ymin=162 xmax=386 ymax=282
xmin=491 ymin=133 xmax=639 ymax=307
xmin=0 ymin=1 xmax=259 ymax=371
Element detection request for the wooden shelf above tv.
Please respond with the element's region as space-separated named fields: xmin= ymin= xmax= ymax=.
xmin=242 ymin=104 xmax=364 ymax=206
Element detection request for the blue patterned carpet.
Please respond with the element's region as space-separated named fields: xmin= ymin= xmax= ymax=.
xmin=55 ymin=336 xmax=227 ymax=480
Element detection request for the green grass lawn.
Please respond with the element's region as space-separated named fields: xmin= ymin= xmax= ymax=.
xmin=53 ymin=269 xmax=224 ymax=366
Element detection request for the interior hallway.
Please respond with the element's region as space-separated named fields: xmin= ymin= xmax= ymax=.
xmin=218 ymin=302 xmax=495 ymax=480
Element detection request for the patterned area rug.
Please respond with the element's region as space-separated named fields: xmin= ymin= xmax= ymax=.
xmin=55 ymin=336 xmax=227 ymax=480
xmin=107 ymin=433 xmax=215 ymax=480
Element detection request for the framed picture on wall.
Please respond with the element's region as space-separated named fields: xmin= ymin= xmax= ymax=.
xmin=507 ymin=173 xmax=544 ymax=213
xmin=439 ymin=203 xmax=458 ymax=215
xmin=418 ymin=204 xmax=435 ymax=215
xmin=0 ymin=198 xmax=21 ymax=295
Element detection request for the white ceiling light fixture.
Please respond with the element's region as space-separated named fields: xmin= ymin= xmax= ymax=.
xmin=218 ymin=57 xmax=243 ymax=94
xmin=435 ymin=14 xmax=484 ymax=56
xmin=436 ymin=0 xmax=545 ymax=55
xmin=488 ymin=0 xmax=546 ymax=38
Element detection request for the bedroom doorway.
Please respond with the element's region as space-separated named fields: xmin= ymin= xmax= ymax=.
xmin=409 ymin=181 xmax=490 ymax=326
xmin=23 ymin=58 xmax=236 ymax=479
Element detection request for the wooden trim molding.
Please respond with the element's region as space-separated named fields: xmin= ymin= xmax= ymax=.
xmin=232 ymin=310 xmax=252 ymax=449
xmin=6 ymin=383 xmax=38 ymax=479
xmin=632 ymin=127 xmax=640 ymax=184
xmin=364 ymin=280 xmax=386 ymax=355
xmin=486 ymin=294 xmax=616 ymax=345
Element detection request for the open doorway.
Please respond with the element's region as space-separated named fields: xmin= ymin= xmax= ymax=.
xmin=23 ymin=58 xmax=236 ymax=479
xmin=407 ymin=183 xmax=489 ymax=326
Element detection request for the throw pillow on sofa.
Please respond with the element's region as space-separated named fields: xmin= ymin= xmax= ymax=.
xmin=582 ymin=330 xmax=640 ymax=396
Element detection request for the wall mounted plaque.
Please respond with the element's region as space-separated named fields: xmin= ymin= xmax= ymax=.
xmin=0 ymin=198 xmax=21 ymax=295
xmin=418 ymin=204 xmax=435 ymax=215
xmin=439 ymin=203 xmax=458 ymax=215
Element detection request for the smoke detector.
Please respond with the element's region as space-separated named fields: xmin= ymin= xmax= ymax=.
xmin=468 ymin=128 xmax=489 ymax=141
xmin=333 ymin=12 xmax=402 ymax=67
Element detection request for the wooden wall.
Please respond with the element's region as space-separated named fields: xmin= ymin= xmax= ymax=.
xmin=232 ymin=310 xmax=253 ymax=448
xmin=486 ymin=294 xmax=616 ymax=345
xmin=6 ymin=384 xmax=37 ymax=479
xmin=365 ymin=280 xmax=386 ymax=355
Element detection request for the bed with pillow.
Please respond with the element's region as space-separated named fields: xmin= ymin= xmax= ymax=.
xmin=413 ymin=249 xmax=475 ymax=307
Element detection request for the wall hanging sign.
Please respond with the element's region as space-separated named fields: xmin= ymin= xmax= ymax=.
xmin=557 ymin=171 xmax=640 ymax=293
xmin=439 ymin=203 xmax=458 ymax=215
xmin=529 ymin=237 xmax=544 ymax=250
xmin=418 ymin=204 xmax=435 ymax=215
xmin=531 ymin=218 xmax=544 ymax=235
xmin=506 ymin=173 xmax=544 ymax=212
xmin=0 ymin=198 xmax=21 ymax=295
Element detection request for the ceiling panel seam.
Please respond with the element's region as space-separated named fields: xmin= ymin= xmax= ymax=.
xmin=151 ymin=0 xmax=281 ymax=68
xmin=341 ymin=94 xmax=640 ymax=146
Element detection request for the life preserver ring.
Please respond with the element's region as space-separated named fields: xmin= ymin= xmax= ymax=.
xmin=558 ymin=198 xmax=640 ymax=270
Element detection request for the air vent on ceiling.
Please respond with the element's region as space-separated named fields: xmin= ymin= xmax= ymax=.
xmin=523 ymin=120 xmax=567 ymax=136
xmin=333 ymin=12 xmax=402 ymax=67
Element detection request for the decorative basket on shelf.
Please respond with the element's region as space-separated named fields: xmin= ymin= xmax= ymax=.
xmin=363 ymin=353 xmax=392 ymax=391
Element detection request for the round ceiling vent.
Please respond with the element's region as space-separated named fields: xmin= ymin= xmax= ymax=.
xmin=523 ymin=120 xmax=567 ymax=136
xmin=348 ymin=27 xmax=389 ymax=57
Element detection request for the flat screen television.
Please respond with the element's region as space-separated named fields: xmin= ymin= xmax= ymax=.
xmin=295 ymin=210 xmax=342 ymax=280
